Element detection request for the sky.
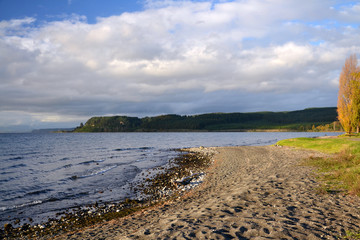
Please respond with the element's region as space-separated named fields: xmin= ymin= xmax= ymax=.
xmin=0 ymin=0 xmax=360 ymax=132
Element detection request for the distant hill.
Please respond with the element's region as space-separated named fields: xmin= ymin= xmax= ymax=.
xmin=32 ymin=128 xmax=75 ymax=133
xmin=73 ymin=107 xmax=339 ymax=132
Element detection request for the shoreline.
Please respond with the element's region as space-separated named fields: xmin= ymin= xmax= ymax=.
xmin=56 ymin=145 xmax=360 ymax=239
xmin=3 ymin=145 xmax=360 ymax=239
xmin=0 ymin=149 xmax=215 ymax=239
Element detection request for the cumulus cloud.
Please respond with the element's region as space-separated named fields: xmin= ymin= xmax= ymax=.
xmin=1 ymin=0 xmax=360 ymax=130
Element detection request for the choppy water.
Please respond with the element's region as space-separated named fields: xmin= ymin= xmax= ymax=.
xmin=0 ymin=132 xmax=340 ymax=226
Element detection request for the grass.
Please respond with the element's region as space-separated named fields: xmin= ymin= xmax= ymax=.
xmin=277 ymin=136 xmax=360 ymax=195
xmin=277 ymin=137 xmax=360 ymax=154
xmin=343 ymin=230 xmax=360 ymax=239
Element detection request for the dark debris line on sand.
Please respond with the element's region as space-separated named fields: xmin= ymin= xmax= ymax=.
xmin=0 ymin=149 xmax=214 ymax=240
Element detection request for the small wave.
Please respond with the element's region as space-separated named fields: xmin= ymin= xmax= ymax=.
xmin=78 ymin=160 xmax=104 ymax=165
xmin=1 ymin=200 xmax=43 ymax=211
xmin=94 ymin=147 xmax=106 ymax=150
xmin=70 ymin=165 xmax=118 ymax=180
xmin=7 ymin=156 xmax=24 ymax=161
xmin=68 ymin=191 xmax=89 ymax=199
xmin=139 ymin=147 xmax=153 ymax=150
xmin=114 ymin=147 xmax=154 ymax=152
xmin=8 ymin=163 xmax=26 ymax=169
xmin=23 ymin=151 xmax=40 ymax=156
xmin=84 ymin=165 xmax=117 ymax=177
xmin=25 ymin=189 xmax=52 ymax=196
xmin=51 ymin=163 xmax=74 ymax=172
xmin=45 ymin=191 xmax=90 ymax=203
xmin=0 ymin=172 xmax=14 ymax=176
xmin=0 ymin=176 xmax=16 ymax=182
xmin=114 ymin=148 xmax=129 ymax=151
xmin=2 ymin=191 xmax=92 ymax=210
xmin=63 ymin=164 xmax=73 ymax=168
xmin=41 ymin=191 xmax=90 ymax=204
xmin=0 ymin=163 xmax=27 ymax=172
xmin=46 ymin=197 xmax=60 ymax=202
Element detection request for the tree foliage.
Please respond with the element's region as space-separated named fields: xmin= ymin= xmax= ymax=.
xmin=73 ymin=107 xmax=338 ymax=132
xmin=337 ymin=54 xmax=360 ymax=134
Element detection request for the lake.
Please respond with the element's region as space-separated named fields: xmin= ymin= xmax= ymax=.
xmin=0 ymin=132 xmax=340 ymax=226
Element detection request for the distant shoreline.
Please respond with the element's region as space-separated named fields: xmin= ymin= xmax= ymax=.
xmin=73 ymin=107 xmax=339 ymax=133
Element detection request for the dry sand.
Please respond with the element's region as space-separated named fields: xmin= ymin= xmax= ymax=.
xmin=55 ymin=146 xmax=360 ymax=239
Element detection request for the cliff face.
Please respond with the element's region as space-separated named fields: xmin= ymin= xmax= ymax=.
xmin=73 ymin=107 xmax=338 ymax=132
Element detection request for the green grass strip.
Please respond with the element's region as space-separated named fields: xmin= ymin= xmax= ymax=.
xmin=277 ymin=137 xmax=360 ymax=154
xmin=277 ymin=136 xmax=360 ymax=195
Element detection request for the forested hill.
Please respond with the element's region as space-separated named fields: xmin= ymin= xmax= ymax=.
xmin=73 ymin=107 xmax=339 ymax=132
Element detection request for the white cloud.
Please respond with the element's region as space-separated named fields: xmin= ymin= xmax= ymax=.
xmin=1 ymin=0 xmax=360 ymax=130
xmin=0 ymin=17 xmax=35 ymax=32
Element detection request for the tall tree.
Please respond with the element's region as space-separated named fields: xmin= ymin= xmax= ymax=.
xmin=351 ymin=72 xmax=360 ymax=133
xmin=337 ymin=54 xmax=360 ymax=134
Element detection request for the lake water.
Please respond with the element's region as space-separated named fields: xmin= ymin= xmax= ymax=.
xmin=0 ymin=132 xmax=340 ymax=226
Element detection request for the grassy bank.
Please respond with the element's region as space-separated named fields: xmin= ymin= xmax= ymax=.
xmin=277 ymin=136 xmax=360 ymax=195
xmin=277 ymin=136 xmax=360 ymax=154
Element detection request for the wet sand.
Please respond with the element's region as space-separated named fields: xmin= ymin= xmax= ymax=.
xmin=55 ymin=146 xmax=360 ymax=239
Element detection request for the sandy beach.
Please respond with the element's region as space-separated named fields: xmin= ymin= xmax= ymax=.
xmin=53 ymin=145 xmax=360 ymax=240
